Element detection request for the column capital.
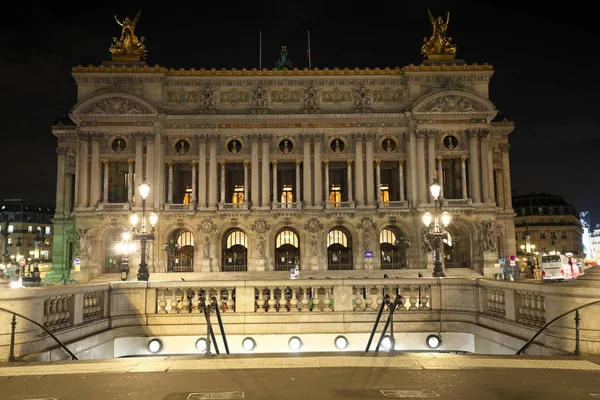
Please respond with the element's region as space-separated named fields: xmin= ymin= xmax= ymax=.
xmin=260 ymin=133 xmax=273 ymax=141
xmin=56 ymin=147 xmax=68 ymax=156
xmin=133 ymin=132 xmax=145 ymax=140
xmin=295 ymin=160 xmax=302 ymax=166
xmin=191 ymin=161 xmax=197 ymax=167
xmin=364 ymin=132 xmax=376 ymax=140
xmin=167 ymin=161 xmax=173 ymax=167
xmin=323 ymin=160 xmax=329 ymax=166
xmin=89 ymin=132 xmax=103 ymax=141
xmin=352 ymin=133 xmax=364 ymax=141
xmin=467 ymin=129 xmax=481 ymax=139
xmin=436 ymin=156 xmax=443 ymax=163
xmin=461 ymin=156 xmax=467 ymax=163
xmin=478 ymin=129 xmax=490 ymax=140
xmin=426 ymin=130 xmax=437 ymax=140
xmin=375 ymin=160 xmax=380 ymax=166
xmin=271 ymin=160 xmax=278 ymax=166
xmin=244 ymin=160 xmax=250 ymax=167
xmin=415 ymin=130 xmax=428 ymax=139
xmin=347 ymin=160 xmax=353 ymax=166
xmin=499 ymin=143 xmax=510 ymax=152
xmin=145 ymin=132 xmax=156 ymax=141
xmin=128 ymin=160 xmax=134 ymax=166
xmin=102 ymin=159 xmax=109 ymax=165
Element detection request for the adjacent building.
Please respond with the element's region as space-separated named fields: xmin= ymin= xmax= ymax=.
xmin=512 ymin=193 xmax=584 ymax=264
xmin=46 ymin=12 xmax=518 ymax=283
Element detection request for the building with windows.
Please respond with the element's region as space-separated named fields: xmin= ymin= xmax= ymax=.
xmin=0 ymin=199 xmax=54 ymax=277
xmin=590 ymin=223 xmax=600 ymax=261
xmin=512 ymin=193 xmax=584 ymax=265
xmin=45 ymin=13 xmax=517 ymax=283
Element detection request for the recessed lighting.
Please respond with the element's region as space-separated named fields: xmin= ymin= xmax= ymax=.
xmin=381 ymin=336 xmax=392 ymax=350
xmin=334 ymin=335 xmax=348 ymax=349
xmin=242 ymin=337 xmax=256 ymax=351
xmin=148 ymin=339 xmax=162 ymax=353
xmin=426 ymin=334 xmax=442 ymax=349
xmin=288 ymin=336 xmax=303 ymax=351
xmin=196 ymin=338 xmax=208 ymax=352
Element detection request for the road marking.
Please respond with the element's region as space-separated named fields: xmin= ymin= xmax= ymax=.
xmin=187 ymin=392 xmax=244 ymax=399
xmin=381 ymin=389 xmax=440 ymax=398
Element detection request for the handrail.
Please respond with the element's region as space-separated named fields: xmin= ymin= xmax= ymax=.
xmin=0 ymin=306 xmax=78 ymax=361
xmin=516 ymin=299 xmax=600 ymax=355
xmin=211 ymin=296 xmax=230 ymax=355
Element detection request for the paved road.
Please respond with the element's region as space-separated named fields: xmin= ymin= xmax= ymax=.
xmin=0 ymin=353 xmax=599 ymax=400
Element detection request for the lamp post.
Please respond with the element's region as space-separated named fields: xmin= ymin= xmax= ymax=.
xmin=422 ymin=178 xmax=451 ymax=278
xmin=130 ymin=180 xmax=158 ymax=281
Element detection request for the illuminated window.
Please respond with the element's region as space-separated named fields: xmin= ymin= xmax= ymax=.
xmin=276 ymin=230 xmax=299 ymax=248
xmin=329 ymin=184 xmax=341 ymax=206
xmin=380 ymin=184 xmax=390 ymax=203
xmin=327 ymin=229 xmax=348 ymax=247
xmin=8 ymin=225 xmax=14 ymax=234
xmin=226 ymin=230 xmax=247 ymax=248
xmin=379 ymin=229 xmax=397 ymax=245
xmin=28 ymin=226 xmax=32 ymax=233
xmin=183 ymin=187 xmax=193 ymax=204
xmin=281 ymin=185 xmax=293 ymax=204
xmin=232 ymin=185 xmax=244 ymax=206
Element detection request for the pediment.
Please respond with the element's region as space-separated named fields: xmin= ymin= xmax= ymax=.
xmin=412 ymin=90 xmax=495 ymax=114
xmin=72 ymin=92 xmax=158 ymax=117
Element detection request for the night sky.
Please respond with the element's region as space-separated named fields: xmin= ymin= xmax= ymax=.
xmin=1 ymin=2 xmax=598 ymax=227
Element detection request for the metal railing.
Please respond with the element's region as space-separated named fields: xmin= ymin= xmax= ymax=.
xmin=0 ymin=306 xmax=78 ymax=361
xmin=365 ymin=292 xmax=404 ymax=353
xmin=516 ymin=299 xmax=600 ymax=355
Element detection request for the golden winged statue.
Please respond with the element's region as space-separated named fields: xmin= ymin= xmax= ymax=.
xmin=110 ymin=10 xmax=147 ymax=61
xmin=421 ymin=9 xmax=457 ymax=60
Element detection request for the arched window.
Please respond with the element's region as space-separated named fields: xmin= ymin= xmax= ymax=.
xmin=222 ymin=229 xmax=248 ymax=272
xmin=275 ymin=229 xmax=300 ymax=271
xmin=105 ymin=229 xmax=127 ymax=273
xmin=327 ymin=228 xmax=353 ymax=270
xmin=380 ymin=227 xmax=407 ymax=270
xmin=165 ymin=229 xmax=195 ymax=272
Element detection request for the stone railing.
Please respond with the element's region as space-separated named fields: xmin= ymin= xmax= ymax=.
xmin=1 ymin=272 xmax=600 ymax=360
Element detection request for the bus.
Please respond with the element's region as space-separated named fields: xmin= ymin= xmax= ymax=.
xmin=540 ymin=254 xmax=579 ymax=282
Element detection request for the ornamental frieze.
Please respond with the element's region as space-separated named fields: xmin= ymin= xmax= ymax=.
xmin=167 ymin=90 xmax=200 ymax=104
xmin=373 ymin=88 xmax=404 ymax=103
xmin=80 ymin=97 xmax=152 ymax=114
xmin=220 ymin=89 xmax=250 ymax=105
xmin=271 ymin=89 xmax=302 ymax=103
xmin=322 ymin=88 xmax=352 ymax=103
xmin=215 ymin=122 xmax=355 ymax=129
xmin=420 ymin=95 xmax=486 ymax=112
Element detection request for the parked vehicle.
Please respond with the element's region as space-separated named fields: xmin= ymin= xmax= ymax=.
xmin=541 ymin=254 xmax=579 ymax=282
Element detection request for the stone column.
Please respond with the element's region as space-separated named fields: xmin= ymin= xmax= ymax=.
xmin=479 ymin=131 xmax=490 ymax=203
xmin=127 ymin=160 xmax=134 ymax=204
xmin=102 ymin=160 xmax=109 ymax=203
xmin=347 ymin=160 xmax=353 ymax=203
xmin=295 ymin=160 xmax=302 ymax=207
xmin=167 ymin=162 xmax=173 ymax=204
xmin=261 ymin=137 xmax=270 ymax=208
xmin=55 ymin=147 xmax=67 ymax=217
xmin=461 ymin=156 xmax=468 ymax=199
xmin=272 ymin=161 xmax=278 ymax=205
xmin=408 ymin=126 xmax=418 ymax=206
xmin=220 ymin=161 xmax=226 ymax=205
xmin=416 ymin=130 xmax=427 ymax=205
xmin=198 ymin=136 xmax=207 ymax=208
xmin=495 ymin=169 xmax=505 ymax=208
xmin=468 ymin=130 xmax=482 ymax=203
xmin=437 ymin=157 xmax=444 ymax=200
xmin=208 ymin=136 xmax=218 ymax=208
xmin=500 ymin=143 xmax=513 ymax=208
xmin=365 ymin=134 xmax=375 ymax=206
xmin=145 ymin=133 xmax=155 ymax=209
xmin=191 ymin=162 xmax=197 ymax=205
xmin=153 ymin=126 xmax=163 ymax=209
xmin=134 ymin=133 xmax=144 ymax=206
xmin=354 ymin=134 xmax=364 ymax=206
xmin=313 ymin=134 xmax=323 ymax=207
xmin=89 ymin=133 xmax=101 ymax=207
xmin=427 ymin=131 xmax=437 ymax=200
xmin=375 ymin=160 xmax=381 ymax=205
xmin=324 ymin=161 xmax=330 ymax=206
xmin=486 ymin=135 xmax=496 ymax=204
xmin=302 ymin=135 xmax=312 ymax=206
xmin=244 ymin=161 xmax=249 ymax=205
xmin=78 ymin=134 xmax=89 ymax=208
xmin=251 ymin=138 xmax=259 ymax=207
xmin=399 ymin=160 xmax=405 ymax=202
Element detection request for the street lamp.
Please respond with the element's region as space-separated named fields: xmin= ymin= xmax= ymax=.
xmin=115 ymin=231 xmax=136 ymax=281
xmin=422 ymin=178 xmax=451 ymax=278
xmin=130 ymin=180 xmax=158 ymax=281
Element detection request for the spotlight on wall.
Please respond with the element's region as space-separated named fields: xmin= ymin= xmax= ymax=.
xmin=381 ymin=335 xmax=392 ymax=350
xmin=196 ymin=338 xmax=208 ymax=352
xmin=242 ymin=337 xmax=257 ymax=352
xmin=426 ymin=334 xmax=442 ymax=349
xmin=148 ymin=338 xmax=162 ymax=354
xmin=334 ymin=335 xmax=349 ymax=350
xmin=288 ymin=336 xmax=303 ymax=351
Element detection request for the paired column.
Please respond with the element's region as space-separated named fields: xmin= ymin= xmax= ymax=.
xmin=398 ymin=160 xmax=405 ymax=202
xmin=271 ymin=161 xmax=278 ymax=204
xmin=324 ymin=161 xmax=330 ymax=206
xmin=127 ymin=161 xmax=134 ymax=203
xmin=416 ymin=130 xmax=427 ymax=204
xmin=208 ymin=136 xmax=218 ymax=208
xmin=375 ymin=160 xmax=381 ymax=204
xmin=102 ymin=160 xmax=109 ymax=203
xmin=251 ymin=138 xmax=259 ymax=207
xmin=134 ymin=133 xmax=144 ymax=206
xmin=427 ymin=131 xmax=437 ymax=201
xmin=302 ymin=135 xmax=312 ymax=206
xmin=295 ymin=160 xmax=302 ymax=206
xmin=191 ymin=162 xmax=197 ymax=205
xmin=197 ymin=136 xmax=207 ymax=208
xmin=437 ymin=157 xmax=444 ymax=200
xmin=365 ymin=135 xmax=375 ymax=206
xmin=145 ymin=133 xmax=155 ymax=209
xmin=89 ymin=133 xmax=101 ymax=207
xmin=244 ymin=161 xmax=250 ymax=205
xmin=500 ymin=143 xmax=512 ymax=208
xmin=313 ymin=135 xmax=323 ymax=207
xmin=77 ymin=134 xmax=89 ymax=208
xmin=347 ymin=160 xmax=353 ymax=203
xmin=261 ymin=137 xmax=270 ymax=207
xmin=468 ymin=130 xmax=482 ymax=203
xmin=461 ymin=156 xmax=468 ymax=199
xmin=353 ymin=134 xmax=364 ymax=206
xmin=481 ymin=131 xmax=495 ymax=204
xmin=167 ymin=162 xmax=173 ymax=204
xmin=220 ymin=161 xmax=226 ymax=204
xmin=55 ymin=147 xmax=67 ymax=217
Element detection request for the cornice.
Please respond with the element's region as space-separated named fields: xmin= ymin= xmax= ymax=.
xmin=71 ymin=63 xmax=494 ymax=75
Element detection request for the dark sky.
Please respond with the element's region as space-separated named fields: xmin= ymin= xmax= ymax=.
xmin=1 ymin=2 xmax=598 ymax=227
